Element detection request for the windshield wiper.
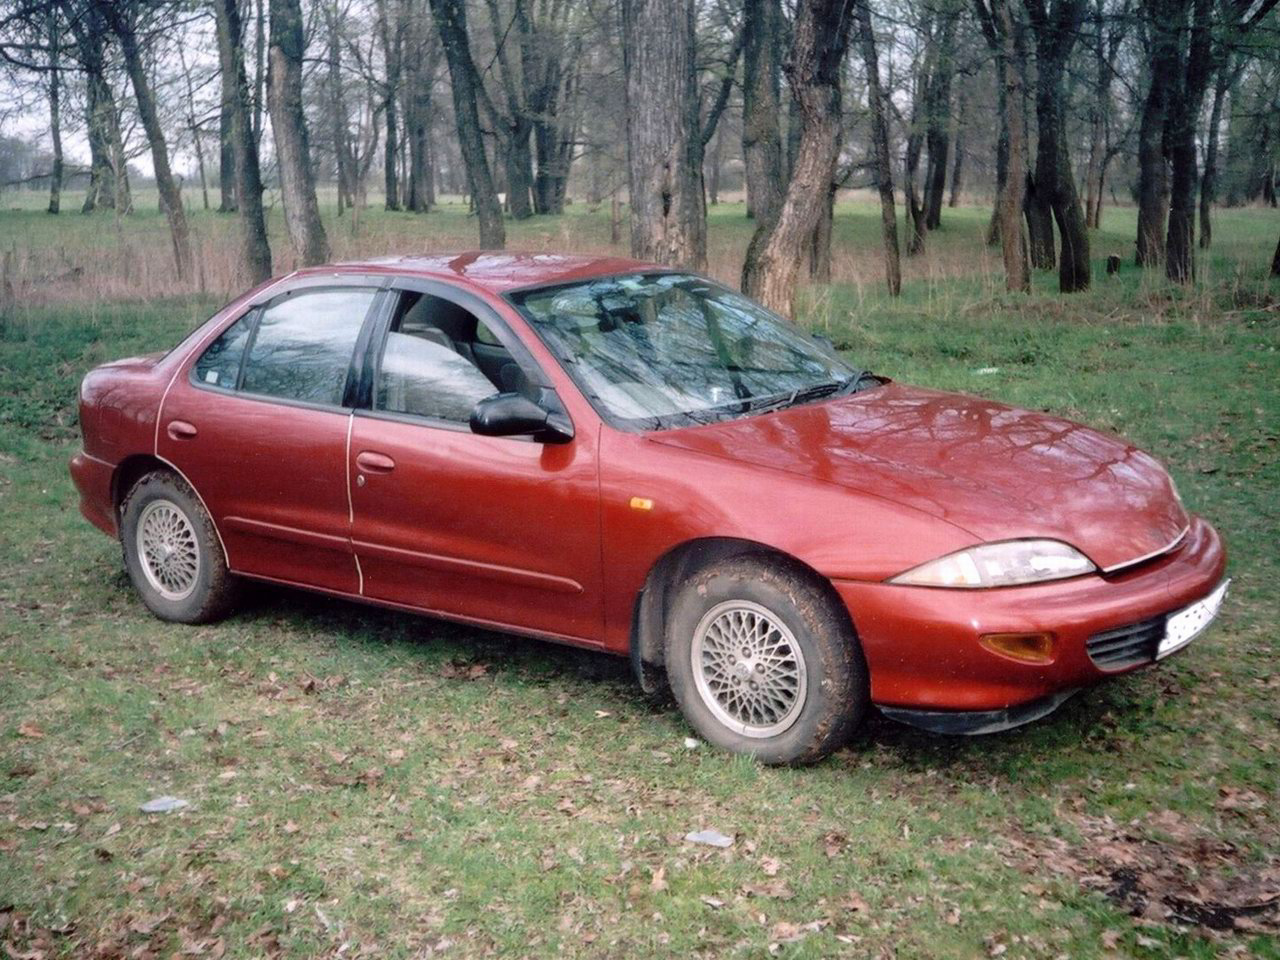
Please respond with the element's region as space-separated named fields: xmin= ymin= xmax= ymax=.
xmin=748 ymin=380 xmax=844 ymax=414
xmin=834 ymin=369 xmax=874 ymax=396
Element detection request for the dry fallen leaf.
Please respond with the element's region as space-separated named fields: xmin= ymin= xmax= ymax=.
xmin=650 ymin=866 xmax=667 ymax=892
xmin=17 ymin=722 xmax=44 ymax=739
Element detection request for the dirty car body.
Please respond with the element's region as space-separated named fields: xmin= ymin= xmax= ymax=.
xmin=70 ymin=253 xmax=1228 ymax=761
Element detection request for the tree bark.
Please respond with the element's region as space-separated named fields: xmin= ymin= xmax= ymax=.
xmin=741 ymin=0 xmax=784 ymax=223
xmin=214 ymin=0 xmax=274 ymax=283
xmin=323 ymin=0 xmax=351 ymax=214
xmin=1198 ymin=65 xmax=1230 ymax=250
xmin=855 ymin=0 xmax=900 ymax=296
xmin=1271 ymin=232 xmax=1280 ymax=277
xmin=903 ymin=127 xmax=927 ymax=255
xmin=922 ymin=12 xmax=958 ymax=230
xmin=740 ymin=0 xmax=853 ymax=315
xmin=430 ymin=0 xmax=505 ymax=247
xmin=103 ymin=2 xmax=193 ymax=279
xmin=268 ymin=0 xmax=331 ymax=266
xmin=975 ymin=0 xmax=1031 ymax=291
xmin=1025 ymin=0 xmax=1090 ymax=291
xmin=948 ymin=84 xmax=966 ymax=208
xmin=178 ymin=47 xmax=211 ymax=211
xmin=71 ymin=4 xmax=115 ymax=214
xmin=621 ymin=0 xmax=706 ymax=269
xmin=1135 ymin=0 xmax=1179 ymax=266
xmin=1164 ymin=0 xmax=1213 ymax=283
xmin=375 ymin=0 xmax=403 ymax=211
xmin=219 ymin=85 xmax=238 ymax=212
xmin=46 ymin=8 xmax=62 ymax=215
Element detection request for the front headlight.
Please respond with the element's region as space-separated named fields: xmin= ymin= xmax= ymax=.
xmin=888 ymin=540 xmax=1096 ymax=588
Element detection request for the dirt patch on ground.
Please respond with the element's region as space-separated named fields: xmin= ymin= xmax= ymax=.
xmin=1006 ymin=801 xmax=1279 ymax=937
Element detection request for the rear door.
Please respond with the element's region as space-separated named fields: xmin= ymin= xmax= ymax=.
xmin=158 ymin=282 xmax=385 ymax=594
xmin=346 ymin=282 xmax=605 ymax=644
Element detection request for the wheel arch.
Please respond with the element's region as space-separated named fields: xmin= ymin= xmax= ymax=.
xmin=629 ymin=536 xmax=855 ymax=694
xmin=112 ymin=454 xmax=229 ymax=565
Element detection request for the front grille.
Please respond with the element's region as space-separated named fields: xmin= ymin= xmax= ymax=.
xmin=1087 ymin=615 xmax=1165 ymax=670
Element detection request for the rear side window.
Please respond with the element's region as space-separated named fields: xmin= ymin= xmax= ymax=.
xmin=239 ymin=289 xmax=377 ymax=405
xmin=193 ymin=312 xmax=254 ymax=389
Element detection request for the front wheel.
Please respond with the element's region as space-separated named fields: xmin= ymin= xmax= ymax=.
xmin=120 ymin=470 xmax=240 ymax=623
xmin=664 ymin=556 xmax=868 ymax=765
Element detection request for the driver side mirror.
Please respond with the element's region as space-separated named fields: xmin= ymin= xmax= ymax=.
xmin=470 ymin=392 xmax=573 ymax=443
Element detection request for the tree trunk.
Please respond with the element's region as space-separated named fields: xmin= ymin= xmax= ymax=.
xmin=1271 ymin=233 xmax=1280 ymax=277
xmin=430 ymin=0 xmax=506 ymax=247
xmin=995 ymin=0 xmax=1030 ymax=291
xmin=621 ymin=0 xmax=706 ymax=269
xmin=323 ymin=0 xmax=351 ymax=214
xmin=104 ymin=2 xmax=193 ymax=279
xmin=1165 ymin=0 xmax=1213 ymax=283
xmin=268 ymin=0 xmax=331 ymax=266
xmin=903 ymin=128 xmax=927 ymax=255
xmin=219 ymin=91 xmax=238 ymax=212
xmin=707 ymin=123 xmax=723 ymax=205
xmin=178 ymin=47 xmax=211 ymax=211
xmin=741 ymin=0 xmax=784 ymax=223
xmin=1135 ymin=0 xmax=1179 ymax=266
xmin=922 ymin=13 xmax=958 ymax=230
xmin=214 ymin=0 xmax=275 ymax=283
xmin=1026 ymin=0 xmax=1090 ymax=292
xmin=855 ymin=0 xmax=900 ymax=296
xmin=46 ymin=9 xmax=62 ymax=215
xmin=741 ymin=0 xmax=853 ymax=315
xmin=948 ymin=84 xmax=966 ymax=208
xmin=73 ymin=7 xmax=115 ymax=214
xmin=1198 ymin=66 xmax=1230 ymax=250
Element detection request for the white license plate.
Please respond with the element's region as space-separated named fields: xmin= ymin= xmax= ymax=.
xmin=1158 ymin=579 xmax=1229 ymax=659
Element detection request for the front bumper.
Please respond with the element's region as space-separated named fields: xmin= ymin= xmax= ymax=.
xmin=833 ymin=515 xmax=1227 ymax=719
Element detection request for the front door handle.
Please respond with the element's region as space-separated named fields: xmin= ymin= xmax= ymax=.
xmin=167 ymin=420 xmax=198 ymax=441
xmin=356 ymin=451 xmax=396 ymax=474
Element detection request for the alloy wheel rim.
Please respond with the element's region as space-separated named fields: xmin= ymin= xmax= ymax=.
xmin=136 ymin=499 xmax=200 ymax=602
xmin=691 ymin=600 xmax=808 ymax=739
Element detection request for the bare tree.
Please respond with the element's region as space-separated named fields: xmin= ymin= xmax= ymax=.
xmin=740 ymin=0 xmax=853 ymax=314
xmin=855 ymin=0 xmax=900 ymax=295
xmin=1024 ymin=0 xmax=1091 ymax=291
xmin=214 ymin=0 xmax=274 ymax=282
xmin=44 ymin=3 xmax=61 ymax=214
xmin=976 ymin=0 xmax=1031 ymax=291
xmin=268 ymin=0 xmax=330 ymax=265
xmin=430 ymin=0 xmax=506 ymax=247
xmin=621 ymin=0 xmax=705 ymax=268
xmin=101 ymin=1 xmax=193 ymax=279
xmin=741 ymin=0 xmax=783 ymax=223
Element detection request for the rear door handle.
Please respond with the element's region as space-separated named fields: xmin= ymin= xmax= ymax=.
xmin=356 ymin=451 xmax=396 ymax=474
xmin=167 ymin=420 xmax=198 ymax=440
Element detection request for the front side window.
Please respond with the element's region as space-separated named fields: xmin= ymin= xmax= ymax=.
xmin=374 ymin=292 xmax=513 ymax=424
xmin=193 ymin=311 xmax=254 ymax=389
xmin=239 ymin=289 xmax=377 ymax=405
xmin=509 ymin=274 xmax=862 ymax=429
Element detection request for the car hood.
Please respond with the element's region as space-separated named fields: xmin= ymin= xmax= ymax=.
xmin=647 ymin=383 xmax=1189 ymax=572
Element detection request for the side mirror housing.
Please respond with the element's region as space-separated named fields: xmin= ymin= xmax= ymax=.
xmin=470 ymin=393 xmax=573 ymax=443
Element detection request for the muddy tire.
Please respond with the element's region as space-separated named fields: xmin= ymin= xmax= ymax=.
xmin=665 ymin=556 xmax=868 ymax=765
xmin=120 ymin=470 xmax=240 ymax=624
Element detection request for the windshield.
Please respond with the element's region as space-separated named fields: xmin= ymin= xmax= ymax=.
xmin=508 ymin=273 xmax=864 ymax=429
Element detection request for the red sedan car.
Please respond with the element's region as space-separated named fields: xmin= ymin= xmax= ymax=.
xmin=70 ymin=253 xmax=1228 ymax=763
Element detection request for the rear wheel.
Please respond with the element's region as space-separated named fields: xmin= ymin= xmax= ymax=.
xmin=120 ymin=471 xmax=239 ymax=623
xmin=665 ymin=556 xmax=868 ymax=765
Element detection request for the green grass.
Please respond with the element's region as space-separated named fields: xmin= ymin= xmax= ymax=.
xmin=0 ymin=200 xmax=1278 ymax=957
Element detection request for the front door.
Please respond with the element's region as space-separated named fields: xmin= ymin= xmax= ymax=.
xmin=347 ymin=286 xmax=604 ymax=644
xmin=159 ymin=285 xmax=383 ymax=594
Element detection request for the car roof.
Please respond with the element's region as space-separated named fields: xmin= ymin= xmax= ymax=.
xmin=299 ymin=251 xmax=663 ymax=295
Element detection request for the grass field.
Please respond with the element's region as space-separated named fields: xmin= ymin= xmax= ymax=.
xmin=1 ymin=194 xmax=1278 ymax=958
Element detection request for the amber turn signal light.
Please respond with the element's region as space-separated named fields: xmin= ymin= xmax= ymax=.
xmin=978 ymin=632 xmax=1056 ymax=664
